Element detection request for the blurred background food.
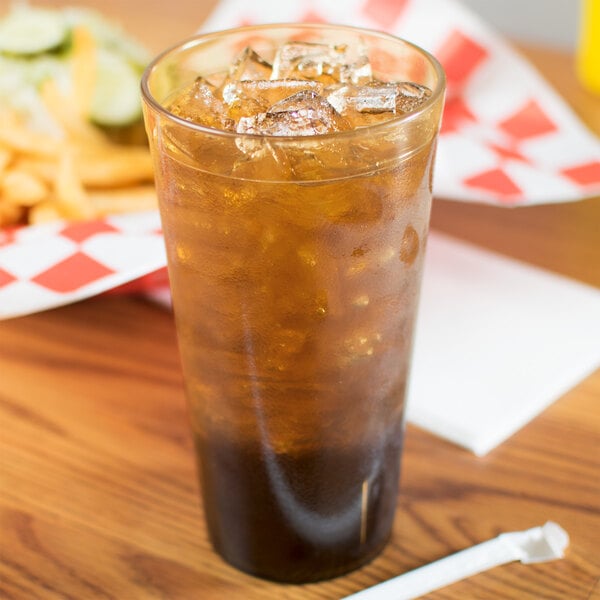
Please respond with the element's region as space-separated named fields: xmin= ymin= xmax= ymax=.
xmin=0 ymin=4 xmax=156 ymax=226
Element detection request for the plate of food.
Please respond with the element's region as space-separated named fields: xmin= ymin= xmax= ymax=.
xmin=0 ymin=5 xmax=168 ymax=319
xmin=0 ymin=4 xmax=157 ymax=226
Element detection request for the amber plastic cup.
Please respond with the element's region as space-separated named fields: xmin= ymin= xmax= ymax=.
xmin=142 ymin=23 xmax=445 ymax=583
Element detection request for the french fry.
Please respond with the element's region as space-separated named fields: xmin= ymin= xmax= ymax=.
xmin=0 ymin=200 xmax=25 ymax=227
xmin=70 ymin=26 xmax=98 ymax=118
xmin=75 ymin=146 xmax=155 ymax=187
xmin=53 ymin=149 xmax=95 ymax=220
xmin=0 ymin=146 xmax=11 ymax=174
xmin=16 ymin=150 xmax=154 ymax=189
xmin=1 ymin=168 xmax=48 ymax=206
xmin=11 ymin=156 xmax=56 ymax=185
xmin=89 ymin=184 xmax=157 ymax=215
xmin=28 ymin=201 xmax=63 ymax=225
xmin=0 ymin=111 xmax=63 ymax=158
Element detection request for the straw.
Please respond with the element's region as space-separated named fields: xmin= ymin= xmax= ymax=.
xmin=343 ymin=522 xmax=569 ymax=600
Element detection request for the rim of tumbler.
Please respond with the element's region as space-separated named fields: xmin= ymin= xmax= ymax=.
xmin=141 ymin=22 xmax=446 ymax=142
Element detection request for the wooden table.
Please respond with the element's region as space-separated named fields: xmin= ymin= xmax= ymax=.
xmin=1 ymin=1 xmax=599 ymax=598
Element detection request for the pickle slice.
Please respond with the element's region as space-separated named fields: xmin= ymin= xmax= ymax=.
xmin=89 ymin=48 xmax=143 ymax=127
xmin=0 ymin=7 xmax=69 ymax=56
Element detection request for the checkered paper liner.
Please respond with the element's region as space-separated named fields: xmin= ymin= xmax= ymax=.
xmin=1 ymin=0 xmax=599 ymax=320
xmin=0 ymin=212 xmax=167 ymax=319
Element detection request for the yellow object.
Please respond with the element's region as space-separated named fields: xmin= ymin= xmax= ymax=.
xmin=577 ymin=0 xmax=600 ymax=94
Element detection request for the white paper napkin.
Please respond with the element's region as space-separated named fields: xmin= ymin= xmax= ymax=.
xmin=408 ymin=232 xmax=600 ymax=455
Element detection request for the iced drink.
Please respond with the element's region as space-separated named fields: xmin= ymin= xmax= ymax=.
xmin=142 ymin=24 xmax=445 ymax=583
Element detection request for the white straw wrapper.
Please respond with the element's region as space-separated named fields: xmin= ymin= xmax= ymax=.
xmin=344 ymin=522 xmax=569 ymax=600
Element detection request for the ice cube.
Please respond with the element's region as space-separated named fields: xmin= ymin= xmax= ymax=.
xmin=268 ymin=90 xmax=341 ymax=116
xmin=326 ymin=83 xmax=397 ymax=114
xmin=271 ymin=41 xmax=372 ymax=84
xmin=222 ymin=79 xmax=323 ymax=107
xmin=228 ymin=46 xmax=273 ymax=81
xmin=231 ymin=135 xmax=292 ymax=178
xmin=226 ymin=96 xmax=267 ymax=121
xmin=236 ymin=91 xmax=349 ymax=136
xmin=168 ymin=77 xmax=235 ymax=130
xmin=326 ymin=80 xmax=432 ymax=127
xmin=395 ymin=81 xmax=432 ymax=113
xmin=236 ymin=112 xmax=316 ymax=136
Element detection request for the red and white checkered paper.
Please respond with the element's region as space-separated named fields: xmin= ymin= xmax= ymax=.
xmin=0 ymin=212 xmax=167 ymax=319
xmin=202 ymin=0 xmax=600 ymax=203
xmin=1 ymin=0 xmax=599 ymax=319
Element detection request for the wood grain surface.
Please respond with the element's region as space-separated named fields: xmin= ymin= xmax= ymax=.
xmin=1 ymin=297 xmax=598 ymax=600
xmin=1 ymin=1 xmax=599 ymax=599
